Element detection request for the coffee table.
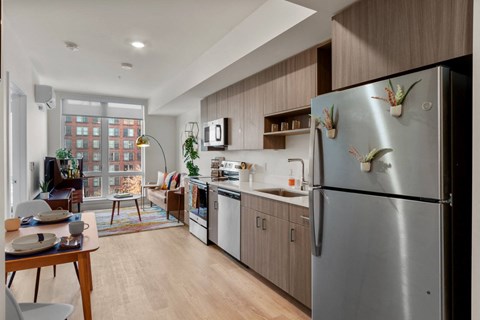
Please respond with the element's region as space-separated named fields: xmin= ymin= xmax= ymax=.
xmin=106 ymin=194 xmax=142 ymax=225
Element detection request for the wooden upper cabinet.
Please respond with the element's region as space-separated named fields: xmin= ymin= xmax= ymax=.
xmin=227 ymin=82 xmax=244 ymax=150
xmin=206 ymin=93 xmax=217 ymax=121
xmin=215 ymin=87 xmax=228 ymax=119
xmin=243 ymin=73 xmax=264 ymax=150
xmin=200 ymin=99 xmax=208 ymax=151
xmin=332 ymin=0 xmax=473 ymax=90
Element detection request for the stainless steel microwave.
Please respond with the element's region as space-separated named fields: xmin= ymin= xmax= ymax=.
xmin=203 ymin=118 xmax=228 ymax=147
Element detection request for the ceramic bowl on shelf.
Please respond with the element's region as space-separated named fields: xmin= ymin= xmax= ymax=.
xmin=11 ymin=233 xmax=57 ymax=251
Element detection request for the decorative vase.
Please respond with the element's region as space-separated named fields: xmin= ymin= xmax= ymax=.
xmin=390 ymin=104 xmax=402 ymax=117
xmin=326 ymin=128 xmax=336 ymax=139
xmin=40 ymin=192 xmax=50 ymax=199
xmin=360 ymin=162 xmax=371 ymax=172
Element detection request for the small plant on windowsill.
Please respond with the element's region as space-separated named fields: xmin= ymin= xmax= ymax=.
xmin=39 ymin=180 xmax=51 ymax=199
xmin=183 ymin=135 xmax=200 ymax=177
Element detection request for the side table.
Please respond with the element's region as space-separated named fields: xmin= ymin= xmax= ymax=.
xmin=106 ymin=194 xmax=142 ymax=225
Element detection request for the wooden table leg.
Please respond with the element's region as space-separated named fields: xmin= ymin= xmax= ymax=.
xmin=110 ymin=201 xmax=116 ymax=225
xmin=86 ymin=253 xmax=93 ymax=291
xmin=134 ymin=199 xmax=142 ymax=222
xmin=117 ymin=201 xmax=120 ymax=215
xmin=78 ymin=253 xmax=93 ymax=320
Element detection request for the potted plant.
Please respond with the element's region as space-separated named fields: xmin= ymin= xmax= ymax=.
xmin=319 ymin=105 xmax=337 ymax=138
xmin=182 ymin=136 xmax=200 ymax=176
xmin=39 ymin=180 xmax=51 ymax=199
xmin=348 ymin=146 xmax=384 ymax=172
xmin=55 ymin=148 xmax=73 ymax=177
xmin=372 ymin=79 xmax=422 ymax=117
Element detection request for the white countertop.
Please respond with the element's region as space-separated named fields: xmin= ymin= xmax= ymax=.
xmin=207 ymin=180 xmax=309 ymax=208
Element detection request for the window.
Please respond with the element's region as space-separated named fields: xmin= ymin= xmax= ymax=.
xmin=110 ymin=152 xmax=119 ymax=161
xmin=62 ymin=98 xmax=144 ymax=199
xmin=108 ymin=128 xmax=119 ymax=137
xmin=76 ymin=127 xmax=88 ymax=136
xmin=76 ymin=139 xmax=88 ymax=149
xmin=123 ymin=128 xmax=134 ymax=137
xmin=108 ymin=140 xmax=119 ymax=149
xmin=123 ymin=152 xmax=134 ymax=161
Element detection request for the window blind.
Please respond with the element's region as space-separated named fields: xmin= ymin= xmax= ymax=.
xmin=62 ymin=99 xmax=144 ymax=120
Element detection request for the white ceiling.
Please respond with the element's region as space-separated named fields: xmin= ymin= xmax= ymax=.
xmin=5 ymin=0 xmax=356 ymax=115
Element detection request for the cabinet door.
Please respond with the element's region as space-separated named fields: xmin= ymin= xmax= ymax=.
xmin=200 ymin=99 xmax=208 ymax=151
xmin=240 ymin=206 xmax=257 ymax=268
xmin=263 ymin=214 xmax=290 ymax=292
xmin=207 ymin=93 xmax=217 ymax=121
xmin=208 ymin=185 xmax=218 ymax=244
xmin=289 ymin=222 xmax=311 ymax=308
xmin=227 ymin=81 xmax=244 ymax=150
xmin=243 ymin=73 xmax=264 ymax=150
xmin=263 ymin=66 xmax=275 ymax=115
xmin=273 ymin=61 xmax=287 ymax=112
xmin=216 ymin=87 xmax=228 ymax=119
xmin=332 ymin=0 xmax=472 ymax=89
xmin=294 ymin=47 xmax=317 ymax=108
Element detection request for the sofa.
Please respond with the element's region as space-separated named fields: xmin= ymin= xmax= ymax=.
xmin=145 ymin=171 xmax=185 ymax=221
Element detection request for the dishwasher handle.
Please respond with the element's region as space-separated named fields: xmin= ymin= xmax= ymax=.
xmin=218 ymin=188 xmax=241 ymax=200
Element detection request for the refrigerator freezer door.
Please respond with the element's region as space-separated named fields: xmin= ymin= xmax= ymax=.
xmin=311 ymin=67 xmax=450 ymax=200
xmin=311 ymin=189 xmax=446 ymax=320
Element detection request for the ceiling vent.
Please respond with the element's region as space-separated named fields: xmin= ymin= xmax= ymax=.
xmin=34 ymin=85 xmax=56 ymax=110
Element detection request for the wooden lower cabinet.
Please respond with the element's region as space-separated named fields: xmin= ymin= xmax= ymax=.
xmin=241 ymin=200 xmax=310 ymax=306
xmin=289 ymin=222 xmax=311 ymax=308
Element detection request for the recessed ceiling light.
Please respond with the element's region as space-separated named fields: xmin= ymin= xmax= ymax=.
xmin=131 ymin=41 xmax=145 ymax=49
xmin=121 ymin=62 xmax=133 ymax=70
xmin=64 ymin=41 xmax=79 ymax=52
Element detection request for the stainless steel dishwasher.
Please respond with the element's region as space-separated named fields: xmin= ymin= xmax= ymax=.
xmin=217 ymin=188 xmax=241 ymax=259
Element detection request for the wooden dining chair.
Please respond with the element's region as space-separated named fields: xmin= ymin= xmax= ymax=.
xmin=8 ymin=200 xmax=80 ymax=302
xmin=6 ymin=287 xmax=74 ymax=320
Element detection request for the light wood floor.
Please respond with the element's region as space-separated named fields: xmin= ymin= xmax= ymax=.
xmin=9 ymin=225 xmax=311 ymax=320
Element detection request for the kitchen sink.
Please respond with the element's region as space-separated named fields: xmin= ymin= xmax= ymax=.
xmin=255 ymin=188 xmax=307 ymax=198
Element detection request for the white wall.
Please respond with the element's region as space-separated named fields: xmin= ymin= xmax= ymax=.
xmin=144 ymin=114 xmax=177 ymax=181
xmin=175 ymin=103 xmax=309 ymax=186
xmin=472 ymin=0 xmax=479 ymax=318
xmin=4 ymin=22 xmax=47 ymax=200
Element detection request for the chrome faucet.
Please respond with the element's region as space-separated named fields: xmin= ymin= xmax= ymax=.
xmin=288 ymin=158 xmax=307 ymax=191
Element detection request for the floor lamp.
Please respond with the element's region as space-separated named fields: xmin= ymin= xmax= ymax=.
xmin=135 ymin=134 xmax=168 ymax=172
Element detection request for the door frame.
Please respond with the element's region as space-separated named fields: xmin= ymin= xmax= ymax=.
xmin=6 ymin=72 xmax=28 ymax=215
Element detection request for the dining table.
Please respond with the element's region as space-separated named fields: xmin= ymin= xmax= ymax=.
xmin=5 ymin=211 xmax=99 ymax=320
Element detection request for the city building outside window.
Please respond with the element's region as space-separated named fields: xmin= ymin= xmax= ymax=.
xmin=62 ymin=97 xmax=144 ymax=199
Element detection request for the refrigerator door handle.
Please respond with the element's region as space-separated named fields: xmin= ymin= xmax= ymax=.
xmin=309 ymin=186 xmax=323 ymax=256
xmin=308 ymin=117 xmax=322 ymax=187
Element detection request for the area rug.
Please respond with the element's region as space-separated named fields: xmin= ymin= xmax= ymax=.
xmin=94 ymin=205 xmax=183 ymax=237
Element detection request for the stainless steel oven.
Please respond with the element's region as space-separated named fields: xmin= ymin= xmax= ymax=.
xmin=188 ymin=178 xmax=208 ymax=244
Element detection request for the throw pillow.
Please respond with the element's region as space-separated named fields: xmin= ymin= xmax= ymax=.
xmin=169 ymin=173 xmax=181 ymax=190
xmin=163 ymin=171 xmax=176 ymax=190
xmin=156 ymin=171 xmax=166 ymax=188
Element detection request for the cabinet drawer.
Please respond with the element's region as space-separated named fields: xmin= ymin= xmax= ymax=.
xmin=289 ymin=205 xmax=310 ymax=226
xmin=241 ymin=193 xmax=289 ymax=221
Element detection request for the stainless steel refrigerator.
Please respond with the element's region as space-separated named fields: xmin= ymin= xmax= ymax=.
xmin=309 ymin=66 xmax=471 ymax=320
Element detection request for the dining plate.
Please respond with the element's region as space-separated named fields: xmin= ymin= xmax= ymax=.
xmin=5 ymin=238 xmax=60 ymax=256
xmin=12 ymin=233 xmax=57 ymax=251
xmin=33 ymin=211 xmax=73 ymax=223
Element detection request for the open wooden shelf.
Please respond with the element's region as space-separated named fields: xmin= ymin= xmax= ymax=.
xmin=264 ymin=128 xmax=310 ymax=136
